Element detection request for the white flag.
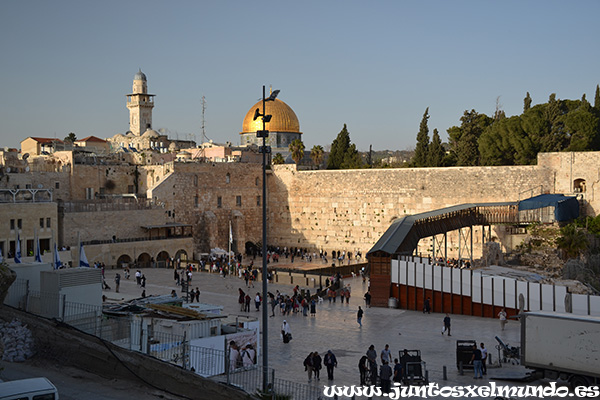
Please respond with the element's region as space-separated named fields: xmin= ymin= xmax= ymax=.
xmin=14 ymin=233 xmax=22 ymax=264
xmin=35 ymin=233 xmax=42 ymax=263
xmin=54 ymin=243 xmax=62 ymax=269
xmin=229 ymin=221 xmax=233 ymax=244
xmin=79 ymin=243 xmax=89 ymax=268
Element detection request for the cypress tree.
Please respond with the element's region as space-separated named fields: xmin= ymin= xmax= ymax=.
xmin=524 ymin=92 xmax=532 ymax=112
xmin=412 ymin=107 xmax=430 ymax=167
xmin=428 ymin=128 xmax=445 ymax=167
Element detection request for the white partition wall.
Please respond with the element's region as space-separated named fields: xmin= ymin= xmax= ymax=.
xmin=390 ymin=256 xmax=600 ymax=316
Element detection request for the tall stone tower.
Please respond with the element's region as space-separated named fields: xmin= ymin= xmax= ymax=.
xmin=126 ymin=69 xmax=155 ymax=136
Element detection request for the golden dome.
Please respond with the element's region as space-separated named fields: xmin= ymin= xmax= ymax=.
xmin=241 ymin=98 xmax=301 ymax=134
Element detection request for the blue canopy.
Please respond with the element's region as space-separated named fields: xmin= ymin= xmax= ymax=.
xmin=518 ymin=194 xmax=579 ymax=222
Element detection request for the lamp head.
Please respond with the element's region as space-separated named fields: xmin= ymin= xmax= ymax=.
xmin=266 ymin=89 xmax=280 ymax=102
xmin=253 ymin=108 xmax=261 ymax=121
xmin=263 ymin=115 xmax=272 ymax=123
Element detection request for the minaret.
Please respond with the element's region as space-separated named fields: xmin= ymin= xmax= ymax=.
xmin=126 ymin=69 xmax=155 ymax=136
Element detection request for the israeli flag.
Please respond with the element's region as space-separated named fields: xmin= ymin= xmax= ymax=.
xmin=35 ymin=234 xmax=42 ymax=263
xmin=14 ymin=233 xmax=22 ymax=264
xmin=54 ymin=243 xmax=62 ymax=269
xmin=79 ymin=243 xmax=90 ymax=268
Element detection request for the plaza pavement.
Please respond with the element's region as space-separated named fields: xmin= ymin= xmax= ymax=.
xmin=104 ymin=260 xmax=538 ymax=395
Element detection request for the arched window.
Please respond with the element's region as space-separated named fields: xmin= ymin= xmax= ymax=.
xmin=255 ymin=177 xmax=259 ymax=186
xmin=194 ymin=175 xmax=198 ymax=187
xmin=226 ymin=173 xmax=231 ymax=184
xmin=574 ymin=178 xmax=586 ymax=193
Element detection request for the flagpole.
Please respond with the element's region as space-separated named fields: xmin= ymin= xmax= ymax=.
xmin=229 ymin=220 xmax=232 ymax=269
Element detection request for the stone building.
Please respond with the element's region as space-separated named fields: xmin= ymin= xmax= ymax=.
xmin=106 ymin=70 xmax=195 ymax=153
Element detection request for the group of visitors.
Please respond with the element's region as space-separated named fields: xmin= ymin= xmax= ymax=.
xmin=359 ymin=344 xmax=403 ymax=393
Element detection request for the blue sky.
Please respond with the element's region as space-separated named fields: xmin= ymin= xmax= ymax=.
xmin=1 ymin=0 xmax=599 ymax=151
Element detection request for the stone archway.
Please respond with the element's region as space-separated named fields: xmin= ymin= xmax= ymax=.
xmin=156 ymin=250 xmax=170 ymax=268
xmin=175 ymin=249 xmax=188 ymax=261
xmin=116 ymin=254 xmax=132 ymax=268
xmin=137 ymin=252 xmax=152 ymax=268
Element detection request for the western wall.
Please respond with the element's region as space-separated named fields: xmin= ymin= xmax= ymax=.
xmin=263 ymin=151 xmax=598 ymax=259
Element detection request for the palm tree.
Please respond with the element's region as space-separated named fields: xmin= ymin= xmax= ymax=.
xmin=272 ymin=153 xmax=285 ymax=165
xmin=310 ymin=145 xmax=324 ymax=169
xmin=289 ymin=139 xmax=305 ymax=165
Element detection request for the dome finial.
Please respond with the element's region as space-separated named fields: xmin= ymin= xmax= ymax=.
xmin=269 ymin=85 xmax=272 ymax=96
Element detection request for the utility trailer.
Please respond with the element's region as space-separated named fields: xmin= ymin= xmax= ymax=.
xmin=521 ymin=311 xmax=600 ymax=388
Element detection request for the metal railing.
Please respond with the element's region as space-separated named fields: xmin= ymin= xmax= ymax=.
xmin=4 ymin=279 xmax=323 ymax=400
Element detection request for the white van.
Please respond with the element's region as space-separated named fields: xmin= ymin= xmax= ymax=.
xmin=0 ymin=377 xmax=59 ymax=400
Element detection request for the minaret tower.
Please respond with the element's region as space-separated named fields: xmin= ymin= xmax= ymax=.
xmin=126 ymin=69 xmax=155 ymax=136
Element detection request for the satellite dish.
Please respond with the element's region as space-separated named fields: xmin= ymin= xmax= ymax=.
xmin=25 ymin=166 xmax=30 ymax=172
xmin=6 ymin=167 xmax=11 ymax=173
xmin=22 ymin=153 xmax=29 ymax=160
xmin=37 ymin=184 xmax=43 ymax=188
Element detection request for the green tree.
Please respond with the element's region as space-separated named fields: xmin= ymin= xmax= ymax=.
xmin=448 ymin=110 xmax=492 ymax=166
xmin=272 ymin=153 xmax=285 ymax=165
xmin=310 ymin=145 xmax=324 ymax=168
xmin=64 ymin=132 xmax=77 ymax=143
xmin=594 ymin=84 xmax=600 ymax=110
xmin=524 ymin=92 xmax=532 ymax=112
xmin=412 ymin=108 xmax=430 ymax=167
xmin=327 ymin=124 xmax=352 ymax=169
xmin=289 ymin=139 xmax=305 ymax=165
xmin=341 ymin=143 xmax=363 ymax=169
xmin=427 ymin=128 xmax=444 ymax=167
xmin=556 ymin=223 xmax=588 ymax=259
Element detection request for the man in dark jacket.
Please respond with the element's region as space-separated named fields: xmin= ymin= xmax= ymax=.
xmin=324 ymin=350 xmax=337 ymax=380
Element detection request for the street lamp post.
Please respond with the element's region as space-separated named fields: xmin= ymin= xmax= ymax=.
xmin=254 ymin=85 xmax=279 ymax=394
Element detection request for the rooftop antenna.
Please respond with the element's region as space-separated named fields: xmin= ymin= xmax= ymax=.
xmin=201 ymin=96 xmax=210 ymax=143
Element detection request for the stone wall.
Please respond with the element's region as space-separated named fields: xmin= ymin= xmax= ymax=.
xmin=61 ymin=207 xmax=169 ymax=245
xmin=149 ymin=162 xmax=264 ymax=255
xmin=266 ymin=151 xmax=600 ymax=258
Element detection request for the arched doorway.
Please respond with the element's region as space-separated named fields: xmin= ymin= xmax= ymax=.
xmin=116 ymin=254 xmax=132 ymax=268
xmin=156 ymin=250 xmax=170 ymax=268
xmin=137 ymin=252 xmax=152 ymax=268
xmin=175 ymin=249 xmax=188 ymax=261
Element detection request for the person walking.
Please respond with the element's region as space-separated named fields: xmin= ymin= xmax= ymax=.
xmin=358 ymin=355 xmax=369 ymax=385
xmin=244 ymin=293 xmax=251 ymax=312
xmin=324 ymin=350 xmax=337 ymax=380
xmin=310 ymin=298 xmax=317 ymax=316
xmin=254 ymin=293 xmax=261 ymax=311
xmin=393 ymin=358 xmax=403 ymax=385
xmin=380 ymin=344 xmax=391 ymax=365
xmin=312 ymin=351 xmax=322 ymax=381
xmin=423 ymin=297 xmax=431 ymax=313
xmin=471 ymin=344 xmax=483 ymax=379
xmin=364 ymin=291 xmax=371 ymax=307
xmin=498 ymin=308 xmax=508 ymax=330
xmin=366 ymin=345 xmax=378 ymax=383
xmin=442 ymin=313 xmax=451 ymax=336
xmin=281 ymin=320 xmax=292 ymax=343
xmin=304 ymin=352 xmax=314 ymax=382
xmin=480 ymin=343 xmax=488 ymax=375
xmin=114 ymin=273 xmax=121 ymax=293
xmin=357 ymin=306 xmax=364 ymax=327
xmin=238 ymin=288 xmax=245 ymax=311
xmin=379 ymin=360 xmax=393 ymax=393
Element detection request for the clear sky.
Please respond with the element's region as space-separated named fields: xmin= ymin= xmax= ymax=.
xmin=1 ymin=0 xmax=599 ymax=152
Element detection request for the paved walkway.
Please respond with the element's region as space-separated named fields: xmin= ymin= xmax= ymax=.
xmin=103 ymin=262 xmax=533 ymax=393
